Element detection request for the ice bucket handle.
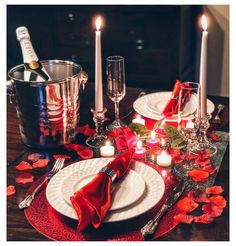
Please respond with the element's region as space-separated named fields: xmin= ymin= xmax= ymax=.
xmin=7 ymin=80 xmax=15 ymax=104
xmin=78 ymin=70 xmax=88 ymax=91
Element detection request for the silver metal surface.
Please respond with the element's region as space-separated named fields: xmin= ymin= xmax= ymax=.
xmin=141 ymin=180 xmax=185 ymax=239
xmin=212 ymin=104 xmax=224 ymax=124
xmin=8 ymin=60 xmax=88 ymax=148
xmin=99 ymin=166 xmax=117 ymax=182
xmin=18 ymin=158 xmax=65 ymax=209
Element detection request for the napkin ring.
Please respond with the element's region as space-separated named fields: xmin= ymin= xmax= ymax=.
xmin=99 ymin=166 xmax=116 ymax=182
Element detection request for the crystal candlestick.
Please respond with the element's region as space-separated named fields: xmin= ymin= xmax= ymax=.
xmin=197 ymin=114 xmax=217 ymax=156
xmin=86 ymin=108 xmax=107 ymax=149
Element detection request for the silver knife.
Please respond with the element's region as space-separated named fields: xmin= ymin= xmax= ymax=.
xmin=141 ymin=180 xmax=185 ymax=239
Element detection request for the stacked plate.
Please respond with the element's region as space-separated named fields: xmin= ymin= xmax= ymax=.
xmin=46 ymin=158 xmax=165 ymax=222
xmin=133 ymin=92 xmax=215 ymax=121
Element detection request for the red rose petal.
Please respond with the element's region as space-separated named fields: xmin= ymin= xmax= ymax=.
xmin=187 ymin=191 xmax=210 ymax=203
xmin=77 ymin=147 xmax=93 ymax=159
xmin=149 ymin=146 xmax=162 ymax=156
xmin=210 ymin=132 xmax=220 ymax=141
xmin=195 ymin=158 xmax=211 ymax=167
xmin=202 ymin=204 xmax=223 ymax=217
xmin=194 ymin=214 xmax=213 ymax=224
xmin=177 ymin=197 xmax=199 ymax=213
xmin=53 ymin=154 xmax=71 ymax=160
xmin=65 ymin=143 xmax=86 ymax=152
xmin=174 ymin=213 xmax=194 ymax=224
xmin=209 ymin=195 xmax=227 ymax=209
xmin=197 ymin=149 xmax=210 ymax=160
xmin=15 ymin=161 xmax=32 ymax=171
xmin=32 ymin=159 xmax=49 ymax=169
xmin=202 ymin=165 xmax=218 ymax=175
xmin=206 ymin=186 xmax=224 ymax=195
xmin=15 ymin=173 xmax=34 ymax=184
xmin=28 ymin=153 xmax=44 ymax=162
xmin=7 ymin=185 xmax=16 ymax=196
xmin=188 ymin=169 xmax=209 ymax=182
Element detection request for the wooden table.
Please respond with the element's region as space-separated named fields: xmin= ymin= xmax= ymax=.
xmin=7 ymin=84 xmax=229 ymax=241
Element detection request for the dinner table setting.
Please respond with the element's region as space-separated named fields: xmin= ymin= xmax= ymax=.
xmin=7 ymin=14 xmax=229 ymax=241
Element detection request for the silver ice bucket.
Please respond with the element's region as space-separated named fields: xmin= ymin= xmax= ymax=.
xmin=8 ymin=60 xmax=88 ymax=148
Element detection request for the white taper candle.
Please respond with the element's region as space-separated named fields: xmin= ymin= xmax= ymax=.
xmin=95 ymin=17 xmax=103 ymax=112
xmin=199 ymin=15 xmax=208 ymax=118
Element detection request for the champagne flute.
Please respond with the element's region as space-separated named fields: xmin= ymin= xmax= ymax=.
xmin=178 ymin=82 xmax=200 ymax=169
xmin=106 ymin=56 xmax=126 ymax=130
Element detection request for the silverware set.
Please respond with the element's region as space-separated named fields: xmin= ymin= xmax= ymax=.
xmin=18 ymin=158 xmax=65 ymax=210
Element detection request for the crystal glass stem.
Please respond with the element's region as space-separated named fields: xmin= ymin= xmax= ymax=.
xmin=114 ymin=101 xmax=120 ymax=121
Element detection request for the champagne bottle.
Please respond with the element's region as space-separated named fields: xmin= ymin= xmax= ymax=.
xmin=16 ymin=26 xmax=51 ymax=81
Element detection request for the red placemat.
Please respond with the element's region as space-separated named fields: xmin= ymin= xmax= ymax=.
xmin=24 ymin=162 xmax=181 ymax=241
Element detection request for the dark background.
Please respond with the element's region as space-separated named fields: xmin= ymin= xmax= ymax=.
xmin=7 ymin=5 xmax=203 ymax=90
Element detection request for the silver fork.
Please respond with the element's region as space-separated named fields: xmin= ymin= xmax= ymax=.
xmin=212 ymin=104 xmax=224 ymax=123
xmin=18 ymin=158 xmax=65 ymax=210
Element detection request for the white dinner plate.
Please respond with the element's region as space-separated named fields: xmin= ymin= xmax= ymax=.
xmin=46 ymin=158 xmax=165 ymax=223
xmin=61 ymin=168 xmax=146 ymax=211
xmin=133 ymin=91 xmax=215 ymax=122
xmin=146 ymin=93 xmax=197 ymax=117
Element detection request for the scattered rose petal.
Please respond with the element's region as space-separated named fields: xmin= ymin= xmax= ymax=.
xmin=202 ymin=165 xmax=218 ymax=175
xmin=206 ymin=186 xmax=224 ymax=195
xmin=149 ymin=146 xmax=162 ymax=156
xmin=7 ymin=185 xmax=16 ymax=196
xmin=197 ymin=149 xmax=210 ymax=160
xmin=169 ymin=148 xmax=186 ymax=164
xmin=209 ymin=195 xmax=227 ymax=209
xmin=195 ymin=158 xmax=211 ymax=167
xmin=15 ymin=161 xmax=32 ymax=171
xmin=77 ymin=147 xmax=93 ymax=159
xmin=53 ymin=154 xmax=71 ymax=160
xmin=65 ymin=143 xmax=86 ymax=152
xmin=188 ymin=169 xmax=209 ymax=182
xmin=177 ymin=197 xmax=199 ymax=213
xmin=209 ymin=132 xmax=220 ymax=141
xmin=194 ymin=214 xmax=213 ymax=224
xmin=202 ymin=204 xmax=223 ymax=217
xmin=32 ymin=159 xmax=50 ymax=169
xmin=174 ymin=213 xmax=194 ymax=224
xmin=28 ymin=153 xmax=44 ymax=162
xmin=15 ymin=173 xmax=34 ymax=184
xmin=187 ymin=191 xmax=210 ymax=203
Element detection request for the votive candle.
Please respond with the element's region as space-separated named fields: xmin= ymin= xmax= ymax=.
xmin=100 ymin=140 xmax=115 ymax=157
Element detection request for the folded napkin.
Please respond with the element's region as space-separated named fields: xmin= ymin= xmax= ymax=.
xmin=162 ymin=80 xmax=191 ymax=117
xmin=70 ymin=149 xmax=134 ymax=231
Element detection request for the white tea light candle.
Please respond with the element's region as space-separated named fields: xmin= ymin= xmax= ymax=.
xmin=186 ymin=120 xmax=194 ymax=129
xmin=156 ymin=150 xmax=172 ymax=167
xmin=132 ymin=114 xmax=145 ymax=125
xmin=100 ymin=141 xmax=115 ymax=157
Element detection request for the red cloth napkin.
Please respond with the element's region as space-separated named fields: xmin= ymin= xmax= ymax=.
xmin=70 ymin=149 xmax=134 ymax=231
xmin=162 ymin=80 xmax=191 ymax=117
xmin=107 ymin=127 xmax=137 ymax=152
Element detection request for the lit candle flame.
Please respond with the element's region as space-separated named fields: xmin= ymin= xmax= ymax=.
xmin=151 ymin=131 xmax=156 ymax=140
xmin=201 ymin=15 xmax=208 ymax=31
xmin=105 ymin=140 xmax=111 ymax=146
xmin=161 ymin=138 xmax=166 ymax=146
xmin=96 ymin=16 xmax=102 ymax=31
xmin=136 ymin=114 xmax=141 ymax=119
xmin=137 ymin=140 xmax=142 ymax=149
